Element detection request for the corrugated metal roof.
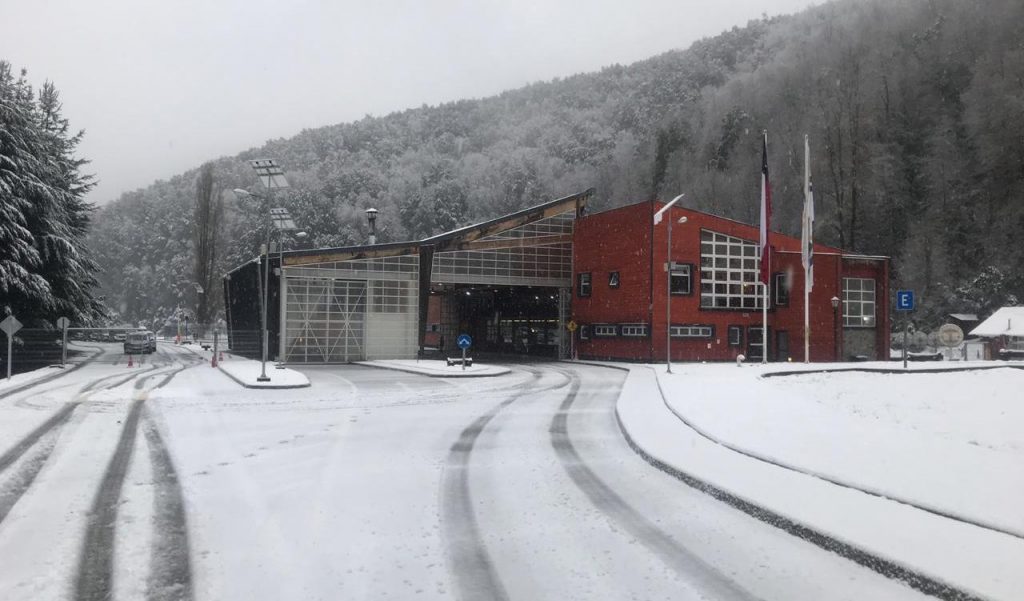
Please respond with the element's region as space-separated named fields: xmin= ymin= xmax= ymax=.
xmin=969 ymin=307 xmax=1024 ymax=337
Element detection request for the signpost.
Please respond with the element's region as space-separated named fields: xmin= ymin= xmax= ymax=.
xmin=1 ymin=315 xmax=23 ymax=381
xmin=56 ymin=317 xmax=70 ymax=368
xmin=895 ymin=290 xmax=915 ymax=369
xmin=566 ymin=320 xmax=577 ymax=360
xmin=457 ymin=334 xmax=472 ymax=371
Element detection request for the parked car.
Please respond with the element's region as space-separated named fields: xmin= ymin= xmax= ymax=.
xmin=124 ymin=331 xmax=155 ymax=354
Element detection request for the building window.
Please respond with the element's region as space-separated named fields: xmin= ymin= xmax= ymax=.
xmin=579 ymin=325 xmax=590 ymax=340
xmin=670 ymin=324 xmax=714 ymax=338
xmin=620 ymin=323 xmax=649 ymax=337
xmin=578 ymin=272 xmax=591 ymax=297
xmin=773 ymin=272 xmax=790 ymax=306
xmin=843 ymin=278 xmax=876 ymax=327
xmin=593 ymin=324 xmax=617 ymax=337
xmin=728 ymin=325 xmax=743 ymax=346
xmin=372 ymin=280 xmax=411 ymax=313
xmin=670 ymin=263 xmax=692 ymax=295
xmin=699 ymin=229 xmax=763 ymax=309
xmin=608 ymin=271 xmax=620 ymax=288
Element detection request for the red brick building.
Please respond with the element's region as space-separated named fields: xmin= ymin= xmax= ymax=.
xmin=571 ymin=200 xmax=890 ymax=362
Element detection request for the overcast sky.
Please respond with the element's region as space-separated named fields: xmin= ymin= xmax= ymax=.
xmin=1 ymin=0 xmax=815 ymax=205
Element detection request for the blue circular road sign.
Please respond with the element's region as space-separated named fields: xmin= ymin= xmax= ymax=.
xmin=457 ymin=334 xmax=472 ymax=349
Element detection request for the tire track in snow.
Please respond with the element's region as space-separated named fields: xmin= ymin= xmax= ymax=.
xmin=0 ymin=362 xmax=166 ymax=525
xmin=440 ymin=364 xmax=573 ymax=601
xmin=75 ymin=358 xmax=194 ymax=601
xmin=75 ymin=397 xmax=146 ymax=601
xmin=547 ymin=367 xmax=760 ymax=601
xmin=142 ymin=409 xmax=194 ymax=601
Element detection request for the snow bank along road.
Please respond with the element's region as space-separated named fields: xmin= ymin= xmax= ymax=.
xmin=0 ymin=356 xmax=943 ymax=600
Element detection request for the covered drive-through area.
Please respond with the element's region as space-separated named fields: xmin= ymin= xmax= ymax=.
xmin=223 ymin=189 xmax=591 ymax=363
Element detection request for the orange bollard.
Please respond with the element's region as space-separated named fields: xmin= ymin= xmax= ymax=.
xmin=219 ymin=351 xmax=224 ymax=362
xmin=127 ymin=353 xmax=133 ymax=368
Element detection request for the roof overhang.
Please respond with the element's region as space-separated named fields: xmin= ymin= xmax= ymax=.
xmin=278 ymin=188 xmax=592 ymax=268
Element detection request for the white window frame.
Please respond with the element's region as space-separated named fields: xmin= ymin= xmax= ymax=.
xmin=620 ymin=323 xmax=649 ymax=337
xmin=843 ymin=277 xmax=876 ymax=327
xmin=670 ymin=324 xmax=714 ymax=338
xmin=699 ymin=229 xmax=763 ymax=309
xmin=593 ymin=324 xmax=617 ymax=337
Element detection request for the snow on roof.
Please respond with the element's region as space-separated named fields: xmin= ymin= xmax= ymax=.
xmin=949 ymin=313 xmax=979 ymax=321
xmin=969 ymin=307 xmax=1024 ymax=337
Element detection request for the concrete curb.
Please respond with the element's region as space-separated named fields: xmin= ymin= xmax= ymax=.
xmin=216 ymin=364 xmax=311 ymax=389
xmin=763 ymin=364 xmax=1024 ymax=378
xmin=0 ymin=344 xmax=104 ymax=400
xmin=558 ymin=359 xmax=630 ymax=372
xmin=355 ymin=361 xmax=511 ymax=378
xmin=611 ymin=367 xmax=985 ymax=601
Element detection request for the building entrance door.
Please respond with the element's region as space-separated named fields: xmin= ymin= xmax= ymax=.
xmin=747 ymin=326 xmax=770 ymax=362
xmin=776 ymin=330 xmax=790 ymax=362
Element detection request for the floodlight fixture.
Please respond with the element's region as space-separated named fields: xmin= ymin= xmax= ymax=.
xmin=270 ymin=207 xmax=297 ymax=231
xmin=248 ymin=159 xmax=289 ymax=190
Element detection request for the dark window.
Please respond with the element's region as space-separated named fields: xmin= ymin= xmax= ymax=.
xmin=670 ymin=263 xmax=692 ymax=295
xmin=579 ymin=325 xmax=590 ymax=340
xmin=608 ymin=271 xmax=620 ymax=288
xmin=773 ymin=272 xmax=790 ymax=306
xmin=578 ymin=272 xmax=592 ymax=298
xmin=728 ymin=325 xmax=743 ymax=346
xmin=593 ymin=324 xmax=617 ymax=337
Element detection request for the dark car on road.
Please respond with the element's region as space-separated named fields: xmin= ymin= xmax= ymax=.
xmin=124 ymin=331 xmax=156 ymax=354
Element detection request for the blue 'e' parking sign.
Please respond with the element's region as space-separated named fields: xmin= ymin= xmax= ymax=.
xmin=896 ymin=290 xmax=915 ymax=311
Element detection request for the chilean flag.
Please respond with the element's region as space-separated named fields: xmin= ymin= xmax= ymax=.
xmin=759 ymin=131 xmax=772 ymax=284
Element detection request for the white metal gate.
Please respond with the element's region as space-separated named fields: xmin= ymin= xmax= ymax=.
xmin=284 ymin=278 xmax=366 ymax=363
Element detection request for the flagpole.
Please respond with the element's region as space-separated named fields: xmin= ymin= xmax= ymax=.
xmin=760 ymin=130 xmax=770 ymax=365
xmin=804 ymin=134 xmax=811 ymax=363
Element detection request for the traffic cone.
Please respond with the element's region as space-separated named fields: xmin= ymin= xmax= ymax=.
xmin=127 ymin=353 xmax=133 ymax=368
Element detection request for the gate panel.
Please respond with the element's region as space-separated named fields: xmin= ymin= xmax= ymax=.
xmin=284 ymin=278 xmax=366 ymax=363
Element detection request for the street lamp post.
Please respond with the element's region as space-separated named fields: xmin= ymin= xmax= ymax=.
xmin=238 ymin=158 xmax=290 ymax=383
xmin=653 ymin=194 xmax=685 ymax=374
xmin=831 ymin=295 xmax=841 ymax=362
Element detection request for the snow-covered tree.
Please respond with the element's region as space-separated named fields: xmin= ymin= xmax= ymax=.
xmin=0 ymin=62 xmax=102 ymax=326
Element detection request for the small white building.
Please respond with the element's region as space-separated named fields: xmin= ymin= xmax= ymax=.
xmin=968 ymin=307 xmax=1024 ymax=360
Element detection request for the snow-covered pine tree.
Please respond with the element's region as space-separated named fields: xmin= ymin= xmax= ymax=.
xmin=0 ymin=62 xmax=102 ymax=326
xmin=0 ymin=63 xmax=52 ymax=319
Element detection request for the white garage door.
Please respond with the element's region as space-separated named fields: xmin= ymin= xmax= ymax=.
xmin=284 ymin=278 xmax=366 ymax=363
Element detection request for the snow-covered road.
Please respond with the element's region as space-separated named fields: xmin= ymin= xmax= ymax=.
xmin=0 ymin=351 xmax=947 ymax=600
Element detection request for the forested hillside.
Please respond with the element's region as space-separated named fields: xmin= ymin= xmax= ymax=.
xmin=87 ymin=0 xmax=1024 ymax=328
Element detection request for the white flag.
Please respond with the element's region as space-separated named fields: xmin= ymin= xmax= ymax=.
xmin=802 ymin=135 xmax=814 ymax=292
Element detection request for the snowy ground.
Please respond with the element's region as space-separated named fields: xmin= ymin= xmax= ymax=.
xmin=0 ymin=351 xmax=1015 ymax=600
xmin=658 ymin=363 xmax=1024 ymax=536
xmin=617 ymin=361 xmax=1024 ymax=600
xmin=358 ymin=358 xmax=512 ymax=377
xmin=217 ymin=359 xmax=310 ymax=388
xmin=0 ymin=342 xmax=101 ymax=396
